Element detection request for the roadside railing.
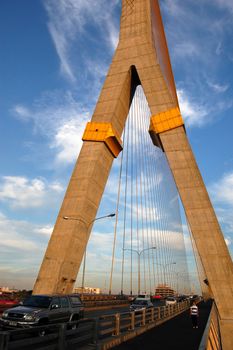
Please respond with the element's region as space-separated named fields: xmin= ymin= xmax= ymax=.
xmin=0 ymin=318 xmax=97 ymax=350
xmin=0 ymin=300 xmax=190 ymax=350
xmin=199 ymin=301 xmax=222 ymax=350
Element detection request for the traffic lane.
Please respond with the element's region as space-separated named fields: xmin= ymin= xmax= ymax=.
xmin=85 ymin=305 xmax=129 ymax=318
xmin=85 ymin=300 xmax=166 ymax=318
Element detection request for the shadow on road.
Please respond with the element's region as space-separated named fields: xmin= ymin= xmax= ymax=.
xmin=113 ymin=300 xmax=212 ymax=350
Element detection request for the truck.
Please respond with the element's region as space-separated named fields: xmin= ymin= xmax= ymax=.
xmin=0 ymin=294 xmax=84 ymax=331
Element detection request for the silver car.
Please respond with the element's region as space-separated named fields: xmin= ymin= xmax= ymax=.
xmin=130 ymin=299 xmax=153 ymax=311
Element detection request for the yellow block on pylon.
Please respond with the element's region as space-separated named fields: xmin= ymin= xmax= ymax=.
xmin=82 ymin=122 xmax=123 ymax=158
xmin=150 ymin=107 xmax=184 ymax=134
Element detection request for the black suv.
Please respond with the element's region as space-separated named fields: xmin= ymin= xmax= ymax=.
xmin=0 ymin=294 xmax=84 ymax=329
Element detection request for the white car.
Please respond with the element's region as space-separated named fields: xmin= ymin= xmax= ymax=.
xmin=130 ymin=299 xmax=154 ymax=311
xmin=135 ymin=294 xmax=151 ymax=301
xmin=165 ymin=297 xmax=177 ymax=306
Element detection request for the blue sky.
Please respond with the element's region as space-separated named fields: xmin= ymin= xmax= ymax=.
xmin=0 ymin=0 xmax=233 ymax=291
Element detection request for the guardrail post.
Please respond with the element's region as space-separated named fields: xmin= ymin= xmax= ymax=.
xmin=58 ymin=324 xmax=66 ymax=350
xmin=151 ymin=307 xmax=154 ymax=322
xmin=114 ymin=313 xmax=120 ymax=336
xmin=156 ymin=307 xmax=160 ymax=321
xmin=92 ymin=318 xmax=99 ymax=344
xmin=164 ymin=306 xmax=167 ymax=318
xmin=0 ymin=332 xmax=9 ymax=350
xmin=142 ymin=309 xmax=146 ymax=326
xmin=130 ymin=312 xmax=135 ymax=330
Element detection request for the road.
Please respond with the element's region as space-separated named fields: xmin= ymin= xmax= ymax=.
xmin=112 ymin=300 xmax=212 ymax=350
xmin=85 ymin=299 xmax=165 ymax=318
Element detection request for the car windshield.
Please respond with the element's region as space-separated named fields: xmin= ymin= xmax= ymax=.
xmin=22 ymin=296 xmax=52 ymax=308
xmin=133 ymin=300 xmax=148 ymax=306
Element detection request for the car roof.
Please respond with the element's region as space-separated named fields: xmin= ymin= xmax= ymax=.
xmin=31 ymin=294 xmax=81 ymax=297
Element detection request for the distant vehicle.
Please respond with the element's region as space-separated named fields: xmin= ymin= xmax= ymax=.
xmin=130 ymin=299 xmax=153 ymax=311
xmin=128 ymin=295 xmax=136 ymax=302
xmin=135 ymin=294 xmax=151 ymax=301
xmin=151 ymin=295 xmax=162 ymax=300
xmin=0 ymin=294 xmax=84 ymax=331
xmin=0 ymin=299 xmax=18 ymax=307
xmin=176 ymin=295 xmax=187 ymax=302
xmin=165 ymin=297 xmax=177 ymax=306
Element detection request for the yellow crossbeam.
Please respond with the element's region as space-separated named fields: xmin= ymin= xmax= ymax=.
xmin=82 ymin=122 xmax=123 ymax=158
xmin=150 ymin=107 xmax=184 ymax=134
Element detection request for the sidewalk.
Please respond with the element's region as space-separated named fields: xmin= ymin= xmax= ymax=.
xmin=113 ymin=300 xmax=212 ymax=350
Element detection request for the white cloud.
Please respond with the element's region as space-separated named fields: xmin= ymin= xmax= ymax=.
xmin=208 ymin=172 xmax=233 ymax=247
xmin=213 ymin=0 xmax=233 ymax=13
xmin=0 ymin=213 xmax=49 ymax=252
xmin=173 ymin=42 xmax=200 ymax=58
xmin=207 ymin=81 xmax=229 ymax=93
xmin=13 ymin=105 xmax=31 ymax=121
xmin=50 ymin=120 xmax=86 ymax=164
xmin=0 ymin=213 xmax=52 ymax=289
xmin=34 ymin=225 xmax=53 ymax=236
xmin=12 ymin=91 xmax=90 ymax=165
xmin=47 ymin=22 xmax=76 ymax=82
xmin=177 ymin=87 xmax=233 ymax=129
xmin=209 ymin=172 xmax=233 ymax=206
xmin=0 ymin=176 xmax=63 ymax=209
xmin=44 ymin=0 xmax=119 ymax=82
xmin=225 ymin=236 xmax=232 ymax=246
xmin=177 ymin=89 xmax=209 ymax=127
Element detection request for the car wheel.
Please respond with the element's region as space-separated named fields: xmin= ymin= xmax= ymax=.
xmin=69 ymin=316 xmax=79 ymax=330
xmin=38 ymin=320 xmax=48 ymax=337
xmin=71 ymin=322 xmax=78 ymax=330
xmin=38 ymin=329 xmax=46 ymax=337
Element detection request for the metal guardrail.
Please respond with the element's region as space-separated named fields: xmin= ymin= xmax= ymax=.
xmin=0 ymin=300 xmax=190 ymax=350
xmin=199 ymin=301 xmax=222 ymax=350
xmin=97 ymin=300 xmax=190 ymax=349
xmin=0 ymin=318 xmax=97 ymax=350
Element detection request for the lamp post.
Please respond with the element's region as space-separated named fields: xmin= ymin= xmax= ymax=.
xmin=63 ymin=213 xmax=115 ymax=296
xmin=123 ymin=246 xmax=156 ymax=295
xmin=156 ymin=262 xmax=176 ymax=286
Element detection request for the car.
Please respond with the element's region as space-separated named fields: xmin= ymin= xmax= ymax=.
xmin=0 ymin=294 xmax=84 ymax=330
xmin=165 ymin=297 xmax=177 ymax=306
xmin=134 ymin=294 xmax=151 ymax=303
xmin=136 ymin=294 xmax=151 ymax=299
xmin=176 ymin=295 xmax=187 ymax=302
xmin=190 ymin=294 xmax=199 ymax=301
xmin=129 ymin=299 xmax=154 ymax=311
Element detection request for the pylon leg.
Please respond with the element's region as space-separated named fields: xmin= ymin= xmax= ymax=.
xmin=33 ymin=69 xmax=132 ymax=294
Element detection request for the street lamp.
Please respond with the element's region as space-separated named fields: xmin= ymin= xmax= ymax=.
xmin=156 ymin=262 xmax=176 ymax=286
xmin=123 ymin=246 xmax=156 ymax=295
xmin=63 ymin=213 xmax=115 ymax=296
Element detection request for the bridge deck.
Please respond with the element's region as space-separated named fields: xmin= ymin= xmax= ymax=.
xmin=112 ymin=300 xmax=212 ymax=350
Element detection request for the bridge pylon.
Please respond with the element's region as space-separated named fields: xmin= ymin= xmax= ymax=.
xmin=33 ymin=1 xmax=233 ymax=347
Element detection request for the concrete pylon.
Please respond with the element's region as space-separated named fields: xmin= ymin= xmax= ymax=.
xmin=33 ymin=2 xmax=233 ymax=346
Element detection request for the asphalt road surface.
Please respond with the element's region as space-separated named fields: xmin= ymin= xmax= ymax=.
xmin=112 ymin=300 xmax=212 ymax=350
xmin=85 ymin=299 xmax=165 ymax=318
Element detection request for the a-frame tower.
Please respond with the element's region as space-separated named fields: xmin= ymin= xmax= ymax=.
xmin=33 ymin=1 xmax=233 ymax=347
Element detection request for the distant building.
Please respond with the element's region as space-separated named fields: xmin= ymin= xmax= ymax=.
xmin=73 ymin=286 xmax=101 ymax=294
xmin=155 ymin=284 xmax=175 ymax=298
xmin=0 ymin=286 xmax=18 ymax=294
